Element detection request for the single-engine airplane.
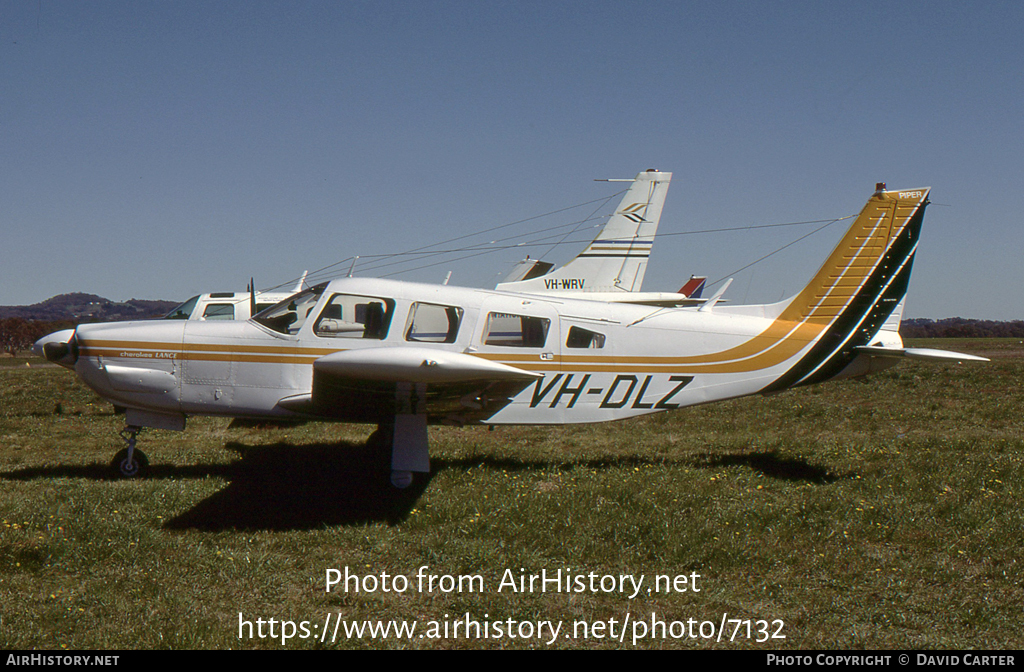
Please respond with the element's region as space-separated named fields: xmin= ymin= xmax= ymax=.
xmin=36 ymin=182 xmax=987 ymax=487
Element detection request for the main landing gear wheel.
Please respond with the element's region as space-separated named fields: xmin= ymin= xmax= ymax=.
xmin=390 ymin=471 xmax=413 ymax=489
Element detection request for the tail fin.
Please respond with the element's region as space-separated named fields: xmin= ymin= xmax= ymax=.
xmin=678 ymin=275 xmax=706 ymax=298
xmin=764 ymin=184 xmax=931 ymax=388
xmin=496 ymin=169 xmax=672 ymax=294
xmin=293 ymin=270 xmax=309 ymax=293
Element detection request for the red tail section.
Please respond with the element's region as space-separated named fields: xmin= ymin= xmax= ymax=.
xmin=678 ymin=276 xmax=706 ymax=298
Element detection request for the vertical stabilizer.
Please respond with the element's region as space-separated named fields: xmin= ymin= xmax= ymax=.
xmin=762 ymin=185 xmax=930 ymax=389
xmin=496 ymin=170 xmax=672 ymax=294
xmin=678 ymin=275 xmax=707 ymax=298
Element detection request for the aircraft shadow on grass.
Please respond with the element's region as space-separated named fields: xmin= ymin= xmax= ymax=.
xmin=695 ymin=451 xmax=841 ymax=484
xmin=0 ymin=441 xmax=842 ymax=531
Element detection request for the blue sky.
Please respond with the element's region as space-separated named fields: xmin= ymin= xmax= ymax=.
xmin=2 ymin=1 xmax=1022 ymax=319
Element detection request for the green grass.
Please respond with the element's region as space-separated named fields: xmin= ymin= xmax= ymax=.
xmin=1 ymin=340 xmax=1021 ymax=649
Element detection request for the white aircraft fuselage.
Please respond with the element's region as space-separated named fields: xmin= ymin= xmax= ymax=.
xmin=67 ymin=277 xmax=794 ymax=428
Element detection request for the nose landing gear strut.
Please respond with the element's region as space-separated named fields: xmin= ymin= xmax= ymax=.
xmin=111 ymin=425 xmax=149 ymax=478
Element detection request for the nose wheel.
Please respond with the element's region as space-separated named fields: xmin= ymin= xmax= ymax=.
xmin=112 ymin=426 xmax=149 ymax=478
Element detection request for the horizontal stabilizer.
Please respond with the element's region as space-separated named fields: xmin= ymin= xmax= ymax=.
xmin=853 ymin=346 xmax=989 ymax=363
xmin=501 ymin=259 xmax=554 ymax=284
xmin=542 ymin=291 xmax=705 ymax=307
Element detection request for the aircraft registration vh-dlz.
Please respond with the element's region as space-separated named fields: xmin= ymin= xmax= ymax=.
xmin=36 ymin=180 xmax=986 ymax=488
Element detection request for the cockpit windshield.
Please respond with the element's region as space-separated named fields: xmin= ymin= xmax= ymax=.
xmin=163 ymin=295 xmax=200 ymax=320
xmin=251 ymin=283 xmax=328 ymax=335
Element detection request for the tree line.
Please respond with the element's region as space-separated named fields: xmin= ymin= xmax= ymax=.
xmin=899 ymin=318 xmax=1024 ymax=339
xmin=0 ymin=318 xmax=75 ymax=357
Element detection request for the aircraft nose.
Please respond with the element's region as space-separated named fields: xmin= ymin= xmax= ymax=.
xmin=34 ymin=329 xmax=79 ymax=368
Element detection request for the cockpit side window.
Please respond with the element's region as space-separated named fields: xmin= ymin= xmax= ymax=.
xmin=405 ymin=302 xmax=463 ymax=343
xmin=252 ymin=283 xmax=328 ymax=335
xmin=202 ymin=303 xmax=235 ymax=320
xmin=484 ymin=312 xmax=550 ymax=348
xmin=313 ymin=293 xmax=395 ymax=339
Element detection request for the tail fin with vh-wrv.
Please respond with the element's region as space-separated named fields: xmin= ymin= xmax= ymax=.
xmin=496 ymin=170 xmax=671 ymax=294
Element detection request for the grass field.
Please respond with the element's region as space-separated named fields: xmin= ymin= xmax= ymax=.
xmin=1 ymin=339 xmax=1021 ymax=649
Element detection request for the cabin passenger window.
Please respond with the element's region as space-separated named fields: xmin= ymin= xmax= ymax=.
xmin=202 ymin=303 xmax=235 ymax=320
xmin=566 ymin=326 xmax=605 ymax=349
xmin=405 ymin=303 xmax=463 ymax=343
xmin=484 ymin=313 xmax=550 ymax=348
xmin=313 ymin=293 xmax=395 ymax=339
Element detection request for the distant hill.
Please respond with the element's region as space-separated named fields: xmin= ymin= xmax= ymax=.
xmin=0 ymin=293 xmax=179 ymax=322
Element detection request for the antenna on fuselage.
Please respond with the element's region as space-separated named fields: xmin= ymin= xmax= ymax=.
xmin=698 ymin=278 xmax=733 ymax=312
xmin=249 ymin=278 xmax=257 ymax=317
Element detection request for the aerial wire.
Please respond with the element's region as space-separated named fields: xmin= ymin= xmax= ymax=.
xmin=261 ymin=196 xmax=856 ymax=295
xmin=707 ymin=214 xmax=855 ymax=288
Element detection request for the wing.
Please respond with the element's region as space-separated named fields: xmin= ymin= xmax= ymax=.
xmin=277 ymin=347 xmax=542 ymax=424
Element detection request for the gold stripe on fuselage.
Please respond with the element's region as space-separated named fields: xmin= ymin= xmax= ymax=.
xmin=80 ymin=339 xmax=336 ymax=367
